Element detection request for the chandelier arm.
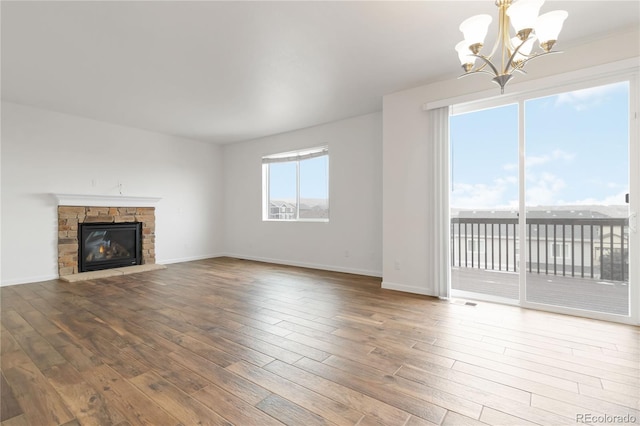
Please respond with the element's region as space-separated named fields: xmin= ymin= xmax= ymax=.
xmin=504 ymin=38 xmax=528 ymax=74
xmin=471 ymin=54 xmax=500 ymax=77
xmin=458 ymin=69 xmax=499 ymax=79
xmin=519 ymin=50 xmax=561 ymax=66
xmin=471 ymin=61 xmax=490 ymax=73
xmin=486 ymin=32 xmax=502 ymax=60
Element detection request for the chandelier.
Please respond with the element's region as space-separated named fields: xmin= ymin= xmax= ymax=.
xmin=455 ymin=0 xmax=568 ymax=93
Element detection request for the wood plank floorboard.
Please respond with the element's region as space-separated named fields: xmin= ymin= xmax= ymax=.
xmin=1 ymin=257 xmax=639 ymax=425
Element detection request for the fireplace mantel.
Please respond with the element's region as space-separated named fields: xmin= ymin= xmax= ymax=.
xmin=53 ymin=193 xmax=161 ymax=208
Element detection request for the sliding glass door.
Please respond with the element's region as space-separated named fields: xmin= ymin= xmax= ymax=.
xmin=524 ymin=82 xmax=631 ymax=316
xmin=449 ymin=78 xmax=637 ymax=321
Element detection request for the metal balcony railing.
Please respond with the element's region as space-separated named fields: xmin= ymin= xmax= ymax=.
xmin=451 ymin=217 xmax=629 ymax=282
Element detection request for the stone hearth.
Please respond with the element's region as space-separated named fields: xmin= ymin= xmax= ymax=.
xmin=58 ymin=206 xmax=156 ymax=276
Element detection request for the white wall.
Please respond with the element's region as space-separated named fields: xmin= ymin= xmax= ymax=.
xmin=222 ymin=112 xmax=382 ymax=277
xmin=1 ymin=101 xmax=224 ymax=285
xmin=382 ymin=29 xmax=640 ymax=297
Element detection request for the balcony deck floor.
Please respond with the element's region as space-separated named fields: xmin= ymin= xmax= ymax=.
xmin=452 ymin=267 xmax=630 ymax=316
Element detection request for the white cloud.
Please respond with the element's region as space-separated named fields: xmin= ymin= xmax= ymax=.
xmin=526 ymin=155 xmax=549 ymax=167
xmin=550 ymin=149 xmax=575 ymax=161
xmin=451 ymin=177 xmax=517 ymax=209
xmin=526 ymin=172 xmax=566 ymax=206
xmin=554 ymin=83 xmax=625 ymax=112
xmin=457 ymin=150 xmax=576 ymax=208
xmin=566 ymin=190 xmax=629 ymax=206
xmin=526 ymin=149 xmax=575 ymax=169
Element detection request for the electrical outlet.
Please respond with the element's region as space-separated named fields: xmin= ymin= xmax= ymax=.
xmin=394 ymin=260 xmax=400 ymax=270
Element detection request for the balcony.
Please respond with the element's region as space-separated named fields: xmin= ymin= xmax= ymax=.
xmin=450 ymin=215 xmax=629 ymax=316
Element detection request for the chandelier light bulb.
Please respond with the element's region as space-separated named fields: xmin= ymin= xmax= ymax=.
xmin=455 ymin=41 xmax=476 ymax=70
xmin=506 ymin=0 xmax=544 ymax=40
xmin=535 ymin=10 xmax=568 ymax=51
xmin=459 ymin=14 xmax=492 ymax=52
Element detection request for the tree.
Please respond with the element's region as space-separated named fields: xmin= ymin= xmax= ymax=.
xmin=600 ymin=249 xmax=628 ymax=282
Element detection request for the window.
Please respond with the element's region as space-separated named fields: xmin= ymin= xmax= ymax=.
xmin=262 ymin=146 xmax=329 ymax=221
xmin=550 ymin=243 xmax=571 ymax=260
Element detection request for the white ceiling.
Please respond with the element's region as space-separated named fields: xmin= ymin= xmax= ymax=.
xmin=2 ymin=1 xmax=638 ymax=144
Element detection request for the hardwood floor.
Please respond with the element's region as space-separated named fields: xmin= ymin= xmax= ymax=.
xmin=1 ymin=257 xmax=638 ymax=425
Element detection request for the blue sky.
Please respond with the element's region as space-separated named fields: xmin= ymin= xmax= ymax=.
xmin=268 ymin=155 xmax=329 ymax=201
xmin=450 ymin=81 xmax=629 ymax=210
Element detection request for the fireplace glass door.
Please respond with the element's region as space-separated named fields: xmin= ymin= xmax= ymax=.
xmin=79 ymin=222 xmax=142 ymax=272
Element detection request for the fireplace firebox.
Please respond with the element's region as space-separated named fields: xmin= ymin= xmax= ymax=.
xmin=78 ymin=222 xmax=142 ymax=272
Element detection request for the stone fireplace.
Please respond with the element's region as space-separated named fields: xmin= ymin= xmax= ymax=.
xmin=56 ymin=195 xmax=159 ymax=277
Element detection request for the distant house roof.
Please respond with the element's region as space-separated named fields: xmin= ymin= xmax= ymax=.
xmin=457 ymin=208 xmax=617 ymax=219
xmin=270 ymin=201 xmax=295 ymax=209
xmin=452 ymin=208 xmax=628 ymax=239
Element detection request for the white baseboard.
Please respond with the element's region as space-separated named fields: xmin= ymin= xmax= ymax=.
xmin=157 ymin=253 xmax=225 ymax=265
xmin=0 ymin=254 xmax=380 ymax=286
xmin=1 ymin=274 xmax=59 ymax=287
xmin=381 ymin=281 xmax=435 ymax=296
xmin=222 ymin=253 xmax=382 ymax=278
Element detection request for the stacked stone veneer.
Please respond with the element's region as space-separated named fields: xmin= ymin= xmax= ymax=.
xmin=58 ymin=206 xmax=156 ymax=276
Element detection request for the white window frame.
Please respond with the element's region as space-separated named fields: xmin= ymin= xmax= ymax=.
xmin=467 ymin=238 xmax=486 ymax=254
xmin=262 ymin=146 xmax=329 ymax=222
xmin=550 ymin=242 xmax=571 ymax=261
